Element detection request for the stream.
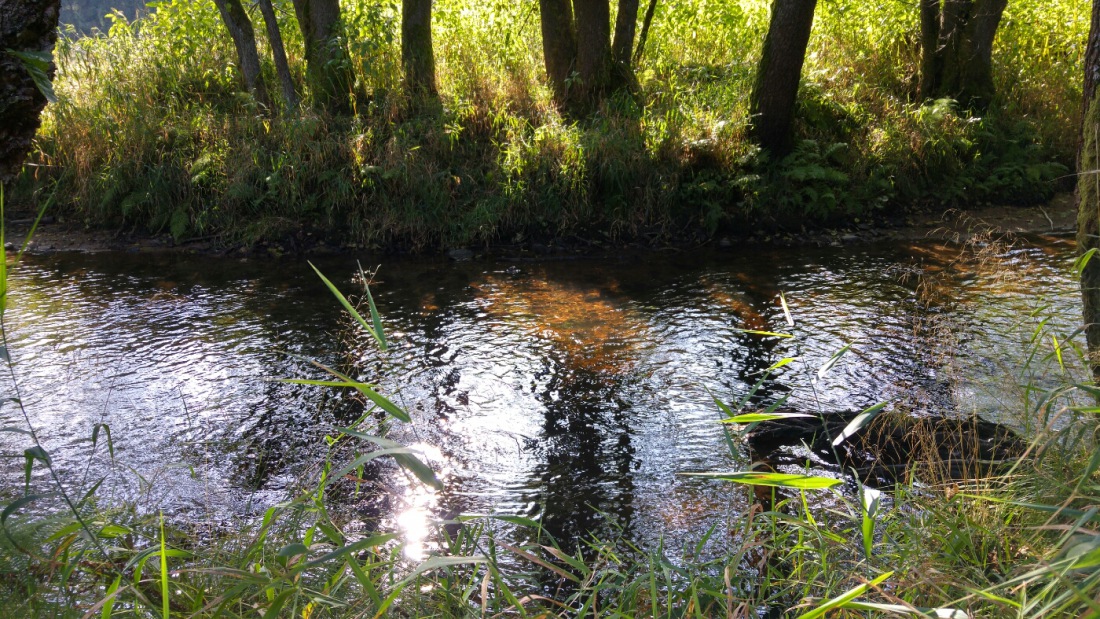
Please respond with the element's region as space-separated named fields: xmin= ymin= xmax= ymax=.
xmin=0 ymin=233 xmax=1083 ymax=553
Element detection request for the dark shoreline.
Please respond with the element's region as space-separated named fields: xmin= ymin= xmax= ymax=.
xmin=4 ymin=192 xmax=1078 ymax=260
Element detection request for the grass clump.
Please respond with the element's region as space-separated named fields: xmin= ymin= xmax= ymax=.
xmin=9 ymin=0 xmax=1089 ymax=249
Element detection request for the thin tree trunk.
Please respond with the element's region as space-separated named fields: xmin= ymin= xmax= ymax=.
xmin=0 ymin=0 xmax=60 ymax=184
xmin=612 ymin=0 xmax=638 ymax=66
xmin=1078 ymin=0 xmax=1100 ymax=381
xmin=749 ymin=0 xmax=817 ymax=155
xmin=257 ymin=0 xmax=298 ymax=112
xmin=402 ymin=0 xmax=437 ymax=98
xmin=539 ymin=0 xmax=578 ymax=106
xmin=573 ymin=0 xmax=612 ymax=103
xmin=214 ymin=0 xmax=269 ymax=105
xmin=611 ymin=0 xmax=640 ymax=91
xmin=632 ymin=0 xmax=657 ymax=63
xmin=919 ymin=0 xmax=941 ymax=98
xmin=292 ymin=0 xmax=356 ymax=114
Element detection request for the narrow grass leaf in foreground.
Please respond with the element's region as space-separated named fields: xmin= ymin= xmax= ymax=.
xmin=780 ymin=292 xmax=795 ymax=326
xmin=737 ymin=329 xmax=794 ymax=338
xmin=282 ymin=378 xmax=411 ymax=422
xmin=309 ymin=262 xmax=387 ymax=351
xmin=842 ymin=601 xmax=969 ymax=618
xmin=159 ymin=513 xmax=169 ymax=619
xmin=815 ymin=343 xmax=853 ymax=383
xmin=795 ymin=571 xmax=893 ymax=619
xmin=399 ymin=555 xmax=489 ymax=585
xmin=682 ymin=471 xmax=841 ymax=489
xmin=720 ymin=411 xmax=814 ymax=424
xmin=340 ymin=430 xmax=443 ymax=490
xmin=358 ymin=262 xmax=387 ymax=351
xmin=832 ymin=402 xmax=887 ymax=446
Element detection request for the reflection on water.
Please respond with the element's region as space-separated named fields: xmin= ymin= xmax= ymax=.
xmin=0 ymin=234 xmax=1083 ymax=552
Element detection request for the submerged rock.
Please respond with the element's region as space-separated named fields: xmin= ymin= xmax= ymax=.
xmin=446 ymin=248 xmax=475 ymax=261
xmin=746 ymin=410 xmax=1027 ymax=486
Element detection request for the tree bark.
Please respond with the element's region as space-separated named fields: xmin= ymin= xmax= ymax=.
xmin=538 ymin=0 xmax=622 ymax=112
xmin=257 ymin=0 xmax=299 ymax=112
xmin=919 ymin=0 xmax=941 ymax=97
xmin=291 ymin=0 xmax=356 ymax=114
xmin=749 ymin=0 xmax=817 ymax=156
xmin=213 ymin=0 xmax=269 ymax=105
xmin=611 ymin=0 xmax=640 ymax=91
xmin=919 ymin=0 xmax=1008 ymax=108
xmin=574 ymin=0 xmax=612 ymax=101
xmin=539 ymin=0 xmax=578 ymax=106
xmin=1078 ymin=0 xmax=1100 ymax=381
xmin=402 ymin=0 xmax=437 ymax=98
xmin=612 ymin=0 xmax=638 ymax=67
xmin=0 ymin=0 xmax=60 ymax=185
xmin=632 ymin=0 xmax=658 ymax=63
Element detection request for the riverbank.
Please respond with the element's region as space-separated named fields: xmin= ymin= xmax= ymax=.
xmin=5 ymin=192 xmax=1079 ymax=259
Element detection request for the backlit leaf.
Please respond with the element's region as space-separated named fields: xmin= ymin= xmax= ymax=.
xmin=682 ymin=471 xmax=841 ymax=489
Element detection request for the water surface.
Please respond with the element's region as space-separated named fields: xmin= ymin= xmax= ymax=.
xmin=0 ymin=234 xmax=1082 ymax=551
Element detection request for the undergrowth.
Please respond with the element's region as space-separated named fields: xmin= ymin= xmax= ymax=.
xmin=9 ymin=0 xmax=1088 ymax=249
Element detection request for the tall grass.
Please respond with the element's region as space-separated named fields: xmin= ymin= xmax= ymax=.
xmin=12 ymin=0 xmax=1088 ymax=249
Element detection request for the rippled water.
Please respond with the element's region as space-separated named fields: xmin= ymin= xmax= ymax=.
xmin=0 ymin=233 xmax=1083 ymax=551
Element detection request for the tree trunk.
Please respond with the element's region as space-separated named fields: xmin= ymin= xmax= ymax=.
xmin=611 ymin=0 xmax=640 ymax=91
xmin=291 ymin=0 xmax=355 ymax=114
xmin=1078 ymin=0 xmax=1100 ymax=381
xmin=632 ymin=0 xmax=658 ymax=63
xmin=402 ymin=0 xmax=437 ymax=98
xmin=574 ymin=0 xmax=612 ymax=102
xmin=919 ymin=0 xmax=941 ymax=97
xmin=0 ymin=0 xmax=60 ymax=185
xmin=612 ymin=0 xmax=638 ymax=67
xmin=213 ymin=0 xmax=269 ymax=105
xmin=920 ymin=0 xmax=1008 ymax=108
xmin=539 ymin=0 xmax=578 ymax=106
xmin=257 ymin=0 xmax=299 ymax=112
xmin=749 ymin=0 xmax=817 ymax=156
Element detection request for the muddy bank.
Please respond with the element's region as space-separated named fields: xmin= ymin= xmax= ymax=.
xmin=3 ymin=193 xmax=1078 ymax=258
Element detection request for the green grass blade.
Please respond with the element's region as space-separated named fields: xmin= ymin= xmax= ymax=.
xmin=841 ymin=601 xmax=968 ymax=618
xmin=720 ymin=412 xmax=814 ymax=424
xmin=159 ymin=513 xmax=169 ymax=619
xmin=795 ymin=571 xmax=893 ymax=619
xmin=682 ymin=471 xmax=841 ymax=489
xmin=358 ymin=263 xmax=388 ymax=351
xmin=303 ymin=534 xmax=398 ymax=568
xmin=282 ymin=378 xmax=411 ymax=423
xmin=832 ymin=402 xmax=887 ymax=446
xmin=737 ymin=329 xmax=794 ymax=338
xmin=339 ymin=431 xmax=443 ymax=490
xmin=779 ymin=292 xmax=794 ymax=326
xmin=815 ymin=343 xmax=853 ymax=383
xmin=101 ymin=574 xmax=122 ymax=619
xmin=399 ymin=555 xmax=488 ymax=586
xmin=308 ymin=262 xmax=386 ymax=351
